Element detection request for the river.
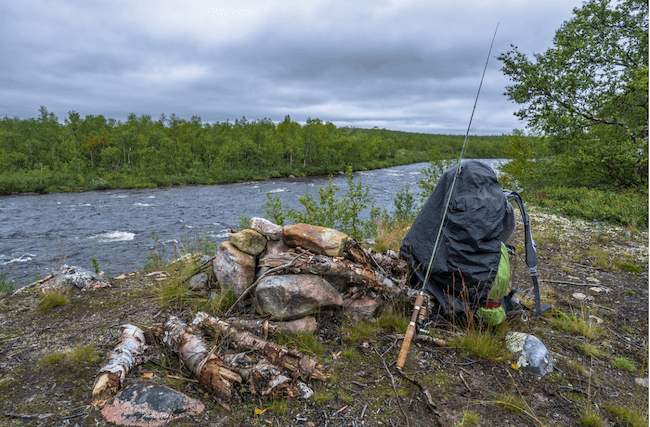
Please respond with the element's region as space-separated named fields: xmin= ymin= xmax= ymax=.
xmin=0 ymin=160 xmax=506 ymax=287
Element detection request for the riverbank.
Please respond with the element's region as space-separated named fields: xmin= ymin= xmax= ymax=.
xmin=0 ymin=207 xmax=647 ymax=426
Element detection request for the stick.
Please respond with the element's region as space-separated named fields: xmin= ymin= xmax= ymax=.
xmin=398 ymin=369 xmax=447 ymax=427
xmin=375 ymin=348 xmax=409 ymax=427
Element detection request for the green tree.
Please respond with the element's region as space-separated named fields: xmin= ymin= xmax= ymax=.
xmin=498 ymin=0 xmax=648 ymax=188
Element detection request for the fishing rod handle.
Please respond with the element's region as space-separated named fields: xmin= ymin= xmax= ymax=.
xmin=396 ymin=293 xmax=425 ymax=370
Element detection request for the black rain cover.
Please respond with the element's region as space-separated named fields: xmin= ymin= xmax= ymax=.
xmin=400 ymin=160 xmax=506 ymax=318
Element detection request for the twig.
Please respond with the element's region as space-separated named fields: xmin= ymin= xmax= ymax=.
xmin=459 ymin=373 xmax=471 ymax=392
xmin=542 ymin=280 xmax=592 ymax=286
xmin=224 ymin=249 xmax=310 ymax=316
xmin=180 ymin=256 xmax=217 ymax=285
xmin=11 ymin=274 xmax=54 ymax=295
xmin=333 ymin=405 xmax=348 ymax=416
xmin=3 ymin=412 xmax=55 ymax=420
xmin=397 ymin=368 xmax=447 ymax=427
xmin=375 ymin=348 xmax=409 ymax=427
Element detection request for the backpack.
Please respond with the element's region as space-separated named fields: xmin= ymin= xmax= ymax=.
xmin=399 ymin=160 xmax=549 ymax=326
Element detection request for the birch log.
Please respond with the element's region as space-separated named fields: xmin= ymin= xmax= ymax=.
xmin=91 ymin=324 xmax=147 ymax=408
xmin=159 ymin=316 xmax=242 ymax=398
xmin=193 ymin=312 xmax=328 ymax=381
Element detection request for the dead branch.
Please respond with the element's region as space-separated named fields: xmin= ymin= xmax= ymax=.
xmin=260 ymin=253 xmax=401 ymax=297
xmin=398 ymin=369 xmax=447 ymax=427
xmin=91 ymin=324 xmax=147 ymax=408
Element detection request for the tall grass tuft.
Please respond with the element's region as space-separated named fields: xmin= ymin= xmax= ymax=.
xmin=38 ymin=292 xmax=68 ymax=314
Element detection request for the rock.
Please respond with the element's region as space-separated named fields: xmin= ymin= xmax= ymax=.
xmin=274 ymin=316 xmax=318 ymax=334
xmin=229 ymin=229 xmax=267 ymax=256
xmin=635 ymin=378 xmax=648 ymax=387
xmin=40 ymin=265 xmax=111 ymax=293
xmin=250 ymin=217 xmax=284 ymax=240
xmin=188 ymin=272 xmax=208 ymax=290
xmin=342 ymin=295 xmax=381 ymax=321
xmin=101 ymin=380 xmax=205 ymax=427
xmin=213 ymin=241 xmax=256 ymax=297
xmin=506 ymin=332 xmax=554 ymax=377
xmin=255 ymin=274 xmax=343 ymax=320
xmin=263 ymin=239 xmax=291 ymax=258
xmin=572 ymin=292 xmax=588 ymax=300
xmin=282 ymin=224 xmax=349 ymax=257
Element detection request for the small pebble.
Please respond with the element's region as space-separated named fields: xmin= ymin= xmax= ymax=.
xmin=572 ymin=292 xmax=587 ymax=300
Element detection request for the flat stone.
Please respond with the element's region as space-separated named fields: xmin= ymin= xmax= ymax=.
xmin=282 ymin=224 xmax=348 ymax=257
xmin=101 ymin=380 xmax=204 ymax=426
xmin=229 ymin=229 xmax=267 ymax=256
xmin=249 ymin=217 xmax=284 ymax=240
xmin=342 ymin=295 xmax=381 ymax=321
xmin=273 ymin=316 xmax=318 ymax=335
xmin=572 ymin=292 xmax=588 ymax=300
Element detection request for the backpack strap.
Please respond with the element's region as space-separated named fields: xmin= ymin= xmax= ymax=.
xmin=504 ymin=191 xmax=552 ymax=315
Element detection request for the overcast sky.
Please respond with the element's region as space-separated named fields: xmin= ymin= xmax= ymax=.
xmin=1 ymin=0 xmax=585 ymax=135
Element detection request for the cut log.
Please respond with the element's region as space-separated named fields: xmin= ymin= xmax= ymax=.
xmin=157 ymin=316 xmax=242 ymax=398
xmin=193 ymin=312 xmax=328 ymax=381
xmin=92 ymin=324 xmax=147 ymax=408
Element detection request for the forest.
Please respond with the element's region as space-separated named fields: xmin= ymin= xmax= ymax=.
xmin=0 ymin=109 xmax=507 ymax=194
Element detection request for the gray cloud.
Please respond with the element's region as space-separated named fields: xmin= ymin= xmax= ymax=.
xmin=1 ymin=0 xmax=584 ymax=133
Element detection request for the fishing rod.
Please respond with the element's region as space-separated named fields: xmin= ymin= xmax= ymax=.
xmin=396 ymin=24 xmax=500 ymax=371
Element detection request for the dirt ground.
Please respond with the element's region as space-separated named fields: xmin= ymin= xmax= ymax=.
xmin=0 ymin=207 xmax=647 ymax=427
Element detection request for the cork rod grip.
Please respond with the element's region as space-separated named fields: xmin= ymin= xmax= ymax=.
xmin=396 ymin=293 xmax=424 ymax=370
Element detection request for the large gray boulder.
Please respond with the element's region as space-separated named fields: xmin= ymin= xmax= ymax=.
xmin=212 ymin=241 xmax=256 ymax=297
xmin=505 ymin=332 xmax=554 ymax=377
xmin=282 ymin=224 xmax=348 ymax=257
xmin=255 ymin=274 xmax=343 ymax=320
xmin=250 ymin=217 xmax=284 ymax=240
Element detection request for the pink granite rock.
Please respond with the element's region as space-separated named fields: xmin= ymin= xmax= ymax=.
xmin=101 ymin=380 xmax=204 ymax=427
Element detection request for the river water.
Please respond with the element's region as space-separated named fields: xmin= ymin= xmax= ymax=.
xmin=1 ymin=160 xmax=505 ymax=287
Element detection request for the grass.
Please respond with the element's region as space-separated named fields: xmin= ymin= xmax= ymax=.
xmin=39 ymin=345 xmax=100 ymax=366
xmin=375 ymin=306 xmax=409 ymax=332
xmin=579 ymin=406 xmax=605 ymax=427
xmin=605 ymin=402 xmax=649 ymax=427
xmin=576 ymin=342 xmax=606 ymax=359
xmin=586 ymin=246 xmax=611 ymax=269
xmin=460 ymin=409 xmax=481 ymax=425
xmin=450 ymin=327 xmax=508 ymax=360
xmin=339 ymin=319 xmax=380 ymax=344
xmin=371 ymin=217 xmax=411 ymax=253
xmin=547 ymin=309 xmax=602 ymax=339
xmin=0 ymin=270 xmax=16 ymax=294
xmin=276 ymin=332 xmax=325 ymax=356
xmin=612 ymin=356 xmax=637 ymax=372
xmin=37 ymin=291 xmax=68 ymax=314
xmin=494 ymin=391 xmax=527 ymax=415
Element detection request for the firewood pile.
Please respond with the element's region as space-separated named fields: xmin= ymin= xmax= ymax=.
xmin=91 ymin=218 xmax=416 ymax=408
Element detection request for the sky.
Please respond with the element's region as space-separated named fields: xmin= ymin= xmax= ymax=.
xmin=1 ymin=0 xmax=586 ymax=135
